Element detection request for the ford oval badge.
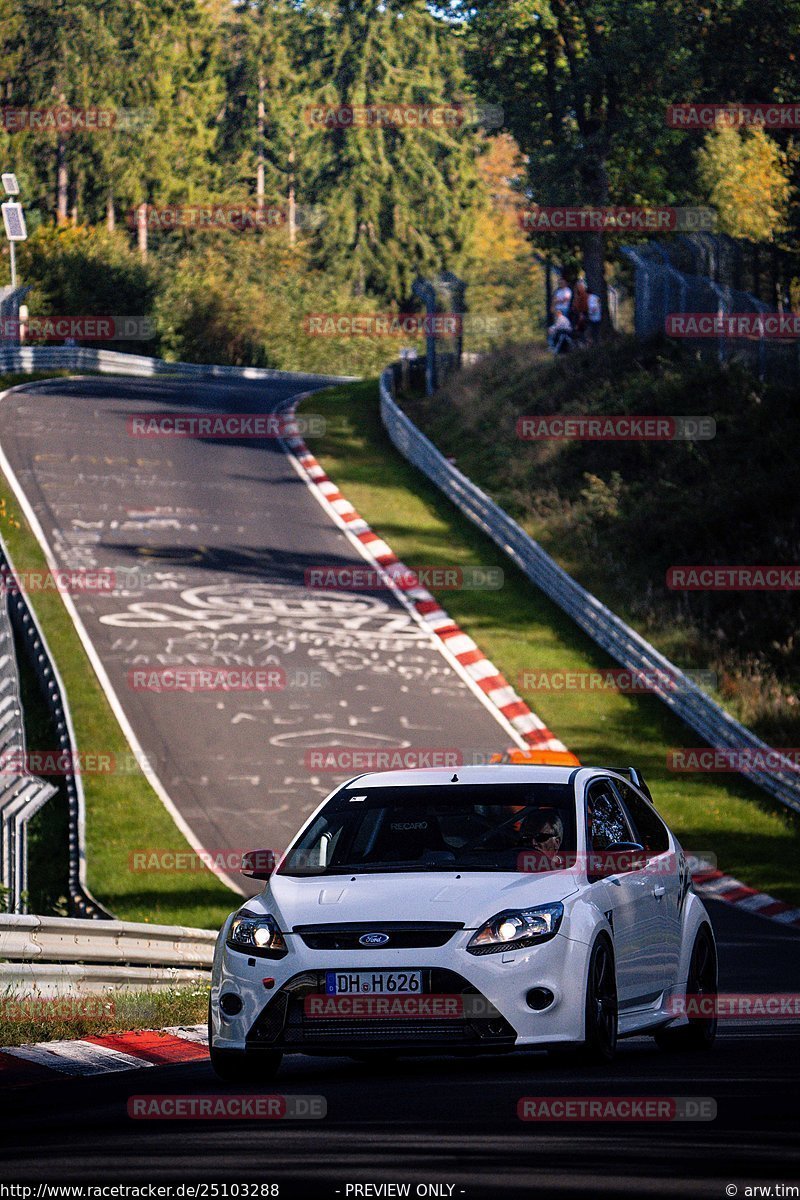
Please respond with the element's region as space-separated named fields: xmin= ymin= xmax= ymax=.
xmin=359 ymin=932 xmax=390 ymax=946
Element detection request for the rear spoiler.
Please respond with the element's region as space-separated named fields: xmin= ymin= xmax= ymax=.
xmin=607 ymin=766 xmax=654 ymax=803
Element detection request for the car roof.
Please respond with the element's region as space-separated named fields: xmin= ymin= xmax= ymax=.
xmin=342 ymin=764 xmax=608 ymax=788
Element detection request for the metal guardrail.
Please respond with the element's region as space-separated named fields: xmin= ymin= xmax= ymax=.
xmin=379 ymin=365 xmax=800 ymax=815
xmin=0 ymin=913 xmax=216 ymax=994
xmin=0 ymin=532 xmax=109 ymax=919
xmin=0 ymin=569 xmax=58 ymax=913
xmin=0 ymin=344 xmax=357 ymax=384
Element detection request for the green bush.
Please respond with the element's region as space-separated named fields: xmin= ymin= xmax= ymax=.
xmin=408 ymin=335 xmax=800 ymax=744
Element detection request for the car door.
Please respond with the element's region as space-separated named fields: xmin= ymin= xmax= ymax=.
xmin=585 ymin=778 xmax=661 ymax=1006
xmin=614 ymin=779 xmax=682 ymax=990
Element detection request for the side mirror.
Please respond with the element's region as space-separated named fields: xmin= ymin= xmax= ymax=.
xmin=588 ymin=842 xmax=646 ymax=881
xmin=241 ymin=849 xmax=276 ymax=880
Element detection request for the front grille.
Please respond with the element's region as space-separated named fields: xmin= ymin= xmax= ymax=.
xmin=293 ymin=922 xmax=462 ymax=950
xmin=295 ymin=1019 xmax=474 ymax=1043
xmin=246 ymin=967 xmax=517 ymax=1050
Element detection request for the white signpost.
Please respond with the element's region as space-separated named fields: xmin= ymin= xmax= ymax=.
xmin=1 ymin=174 xmax=26 ymax=289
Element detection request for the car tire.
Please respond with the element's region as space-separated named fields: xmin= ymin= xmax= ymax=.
xmin=208 ymin=1001 xmax=282 ymax=1082
xmin=579 ymin=936 xmax=618 ymax=1065
xmin=654 ymin=926 xmax=717 ymax=1052
xmin=209 ymin=1045 xmax=282 ymax=1083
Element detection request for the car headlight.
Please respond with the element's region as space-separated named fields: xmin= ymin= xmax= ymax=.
xmin=226 ymin=910 xmax=288 ymax=958
xmin=466 ymin=902 xmax=564 ymax=955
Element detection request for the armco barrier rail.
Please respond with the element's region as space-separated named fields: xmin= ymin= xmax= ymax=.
xmin=0 ymin=566 xmax=57 ymax=913
xmin=380 ymin=365 xmax=800 ymax=815
xmin=0 ymin=913 xmax=216 ymax=994
xmin=0 ymin=344 xmax=357 ymax=384
xmin=0 ymin=531 xmax=109 ymax=919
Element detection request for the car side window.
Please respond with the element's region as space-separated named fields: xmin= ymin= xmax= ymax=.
xmin=586 ymin=780 xmax=633 ymax=851
xmin=614 ymin=781 xmax=670 ymax=854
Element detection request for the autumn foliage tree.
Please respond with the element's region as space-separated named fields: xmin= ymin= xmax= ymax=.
xmin=697 ymin=125 xmax=792 ymax=242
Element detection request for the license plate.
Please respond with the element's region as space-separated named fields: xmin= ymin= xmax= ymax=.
xmin=325 ymin=970 xmax=423 ymax=995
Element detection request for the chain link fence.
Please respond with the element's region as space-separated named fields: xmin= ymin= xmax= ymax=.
xmin=622 ymin=237 xmax=800 ymax=382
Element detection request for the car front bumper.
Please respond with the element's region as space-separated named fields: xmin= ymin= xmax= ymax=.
xmin=211 ymin=924 xmax=592 ymax=1053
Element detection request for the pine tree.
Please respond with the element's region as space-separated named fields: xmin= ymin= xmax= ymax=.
xmin=2 ymin=0 xmax=114 ymax=222
xmin=301 ymin=0 xmax=486 ymax=303
xmin=221 ymin=0 xmax=308 ymax=236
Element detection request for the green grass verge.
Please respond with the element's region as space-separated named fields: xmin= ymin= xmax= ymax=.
xmin=0 ymin=374 xmax=235 ymax=928
xmin=413 ymin=338 xmax=800 ymax=745
xmin=301 ymin=380 xmax=800 ymax=906
xmin=0 ymin=983 xmax=209 ymax=1047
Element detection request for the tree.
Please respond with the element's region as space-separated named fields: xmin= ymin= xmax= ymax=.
xmin=0 ymin=0 xmax=223 ymax=251
xmin=1 ymin=0 xmax=115 ymax=222
xmin=460 ymin=133 xmax=547 ymax=342
xmin=697 ymin=125 xmax=792 ymax=242
xmin=301 ymin=0 xmax=486 ymax=302
xmin=219 ymin=0 xmax=313 ymax=244
xmin=108 ymin=0 xmax=224 ymax=259
xmin=454 ymin=0 xmax=702 ymax=322
xmin=695 ymin=0 xmax=800 ymax=247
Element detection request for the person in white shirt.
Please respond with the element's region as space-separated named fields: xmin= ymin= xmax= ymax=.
xmin=547 ymin=309 xmax=573 ymax=354
xmin=587 ymin=292 xmax=602 ymax=342
xmin=553 ymin=276 xmax=572 ymax=319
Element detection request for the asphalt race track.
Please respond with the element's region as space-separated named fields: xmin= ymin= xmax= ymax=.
xmin=2 ymin=900 xmax=799 ymax=1195
xmin=1 ymin=375 xmax=799 ymax=1196
xmin=0 ymin=375 xmax=514 ymax=891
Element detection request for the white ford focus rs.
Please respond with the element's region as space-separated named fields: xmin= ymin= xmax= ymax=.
xmin=209 ymin=765 xmax=717 ymax=1081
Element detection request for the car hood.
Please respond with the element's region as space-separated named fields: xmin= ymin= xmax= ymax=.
xmin=251 ymin=869 xmax=581 ymax=931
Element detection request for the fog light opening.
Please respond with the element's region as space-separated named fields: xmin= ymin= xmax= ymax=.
xmin=219 ymin=992 xmax=244 ymax=1016
xmin=526 ymin=987 xmax=555 ymax=1011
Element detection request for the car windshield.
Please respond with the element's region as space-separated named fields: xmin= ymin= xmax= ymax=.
xmin=278 ymin=782 xmax=576 ymax=876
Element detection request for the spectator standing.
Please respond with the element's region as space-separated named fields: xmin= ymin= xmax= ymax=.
xmin=587 ymin=291 xmax=602 ymax=343
xmin=570 ymin=279 xmax=589 ymax=341
xmin=547 ymin=310 xmax=573 ymax=354
xmin=552 ymin=275 xmax=572 ymax=319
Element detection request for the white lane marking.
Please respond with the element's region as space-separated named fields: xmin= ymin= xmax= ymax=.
xmin=3 ymin=1040 xmax=155 ymax=1075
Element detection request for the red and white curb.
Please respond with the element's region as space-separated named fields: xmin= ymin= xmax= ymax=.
xmin=277 ymin=393 xmax=800 ymax=934
xmin=278 ymin=398 xmax=567 ymax=755
xmin=691 ymin=868 xmax=800 ymax=929
xmin=0 ymin=1024 xmax=208 ymax=1086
